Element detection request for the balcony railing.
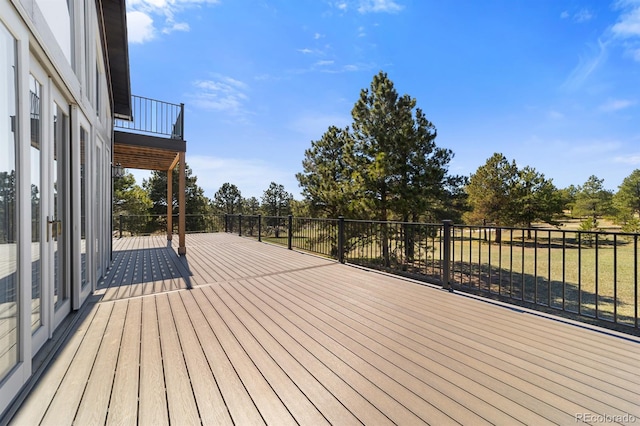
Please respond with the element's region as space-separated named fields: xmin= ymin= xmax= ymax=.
xmin=112 ymin=213 xmax=640 ymax=334
xmin=114 ymin=95 xmax=184 ymax=140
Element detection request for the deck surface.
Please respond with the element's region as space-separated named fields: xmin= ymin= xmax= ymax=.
xmin=9 ymin=233 xmax=640 ymax=425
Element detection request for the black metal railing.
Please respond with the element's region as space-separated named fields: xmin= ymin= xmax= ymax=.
xmin=114 ymin=95 xmax=184 ymax=140
xmin=114 ymin=213 xmax=640 ymax=332
xmin=112 ymin=214 xmax=225 ymax=236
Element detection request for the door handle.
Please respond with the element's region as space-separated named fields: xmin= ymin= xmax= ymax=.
xmin=47 ymin=217 xmax=62 ymax=242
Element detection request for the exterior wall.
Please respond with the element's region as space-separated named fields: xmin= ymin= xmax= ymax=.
xmin=0 ymin=0 xmax=114 ymax=415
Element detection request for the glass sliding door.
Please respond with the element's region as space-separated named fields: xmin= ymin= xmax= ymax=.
xmin=0 ymin=21 xmax=19 ymax=382
xmin=80 ymin=127 xmax=88 ymax=289
xmin=51 ymin=98 xmax=70 ymax=323
xmin=30 ymin=74 xmax=42 ymax=334
xmin=74 ymin=111 xmax=92 ymax=307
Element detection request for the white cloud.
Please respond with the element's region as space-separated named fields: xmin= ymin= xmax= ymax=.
xmin=574 ymin=8 xmax=593 ymax=23
xmin=560 ymin=11 xmax=570 ymax=19
xmin=162 ymin=22 xmax=190 ymax=34
xmin=126 ymin=0 xmax=219 ymax=43
xmin=612 ymin=4 xmax=640 ymax=37
xmin=315 ymin=60 xmax=335 ymax=66
xmin=611 ymin=1 xmax=640 ymax=60
xmin=298 ymin=48 xmax=315 ymax=54
xmin=562 ymin=39 xmax=608 ymax=90
xmin=599 ymin=98 xmax=636 ymax=111
xmin=127 ymin=11 xmax=155 ymax=44
xmin=314 ymin=33 xmax=323 ymax=39
xmin=614 ymin=154 xmax=640 ymax=165
xmin=190 ymin=76 xmax=250 ymax=117
xmin=358 ymin=0 xmax=403 ymax=14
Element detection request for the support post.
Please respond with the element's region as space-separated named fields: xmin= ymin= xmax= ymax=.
xmin=119 ymin=214 xmax=123 ymax=238
xmin=224 ymin=214 xmax=228 ymax=233
xmin=442 ymin=220 xmax=453 ymax=291
xmin=238 ymin=214 xmax=243 ymax=236
xmin=338 ymin=216 xmax=345 ymax=263
xmin=178 ymin=152 xmax=186 ymax=255
xmin=167 ymin=167 xmax=173 ymax=241
xmin=288 ymin=215 xmax=293 ymax=250
xmin=258 ymin=214 xmax=262 ymax=242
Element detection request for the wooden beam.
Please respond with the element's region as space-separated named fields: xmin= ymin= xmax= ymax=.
xmin=167 ymin=167 xmax=173 ymax=241
xmin=168 ymin=153 xmax=180 ymax=172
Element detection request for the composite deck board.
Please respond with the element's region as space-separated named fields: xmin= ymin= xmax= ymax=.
xmin=180 ymin=289 xmax=266 ymax=426
xmin=219 ymin=278 xmax=466 ymax=425
xmin=312 ymin=268 xmax=640 ymax=408
xmin=73 ymin=301 xmax=128 ymax=425
xmin=167 ymin=291 xmax=234 ymax=426
xmin=9 ymin=304 xmax=99 ymax=426
xmin=207 ymin=285 xmax=330 ymax=425
xmin=155 ymin=294 xmax=201 ymax=424
xmin=40 ymin=303 xmax=113 ymax=425
xmin=8 ymin=233 xmax=640 ymax=426
xmin=138 ymin=296 xmax=169 ymax=426
xmin=206 ymin=284 xmax=363 ymax=426
xmin=229 ymin=275 xmax=528 ymax=425
xmin=282 ymin=267 xmax=628 ymax=421
xmin=106 ymin=298 xmax=142 ymax=426
xmin=284 ymin=266 xmax=640 ymax=421
xmin=191 ymin=287 xmax=298 ymax=426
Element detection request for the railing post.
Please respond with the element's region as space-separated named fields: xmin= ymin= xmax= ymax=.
xmin=179 ymin=103 xmax=185 ymax=139
xmin=224 ymin=214 xmax=228 ymax=233
xmin=119 ymin=214 xmax=123 ymax=238
xmin=238 ymin=214 xmax=243 ymax=236
xmin=442 ymin=220 xmax=453 ymax=292
xmin=258 ymin=214 xmax=262 ymax=242
xmin=338 ymin=216 xmax=345 ymax=263
xmin=288 ymin=215 xmax=293 ymax=250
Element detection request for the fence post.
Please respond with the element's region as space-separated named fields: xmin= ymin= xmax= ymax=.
xmin=288 ymin=215 xmax=293 ymax=250
xmin=224 ymin=214 xmax=228 ymax=233
xmin=119 ymin=214 xmax=123 ymax=238
xmin=338 ymin=216 xmax=345 ymax=263
xmin=238 ymin=214 xmax=243 ymax=236
xmin=258 ymin=214 xmax=262 ymax=242
xmin=442 ymin=220 xmax=453 ymax=292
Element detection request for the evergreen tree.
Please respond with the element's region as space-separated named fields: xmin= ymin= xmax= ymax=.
xmin=350 ymin=71 xmax=462 ymax=263
xmin=573 ymin=175 xmax=613 ymax=223
xmin=113 ymin=171 xmax=152 ymax=235
xmin=143 ymin=163 xmax=211 ymax=232
xmin=212 ymin=183 xmax=242 ymax=215
xmin=296 ymin=126 xmax=362 ymax=218
xmin=464 ymin=153 xmax=518 ymax=227
xmin=350 ymin=71 xmax=458 ymax=223
xmin=510 ymin=166 xmax=562 ymax=237
xmin=613 ymin=169 xmax=640 ymax=224
xmin=261 ymin=182 xmax=293 ymax=238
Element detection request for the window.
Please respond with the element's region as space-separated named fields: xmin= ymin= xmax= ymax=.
xmin=0 ymin=21 xmax=19 ymax=381
xmin=35 ymin=0 xmax=73 ymax=64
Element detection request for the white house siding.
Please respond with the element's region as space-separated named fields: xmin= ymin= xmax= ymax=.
xmin=0 ymin=0 xmax=115 ymax=415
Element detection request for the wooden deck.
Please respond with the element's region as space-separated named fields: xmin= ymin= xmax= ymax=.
xmin=8 ymin=233 xmax=640 ymax=425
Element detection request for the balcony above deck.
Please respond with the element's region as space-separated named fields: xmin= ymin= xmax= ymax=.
xmin=114 ymin=95 xmax=185 ymax=171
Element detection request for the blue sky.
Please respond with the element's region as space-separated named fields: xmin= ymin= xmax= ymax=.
xmin=125 ymin=0 xmax=640 ymax=200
